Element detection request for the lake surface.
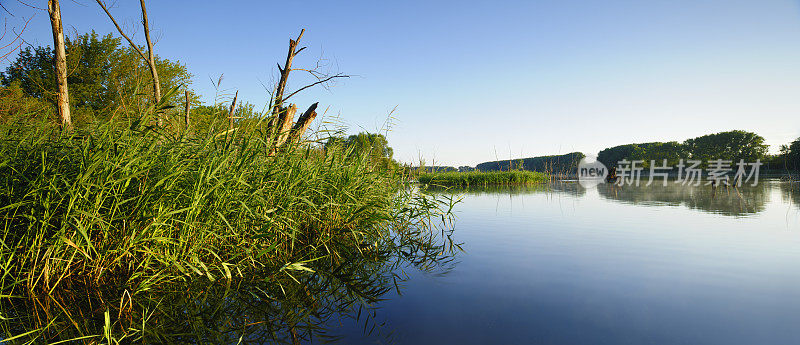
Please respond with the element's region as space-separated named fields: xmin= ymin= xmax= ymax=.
xmin=328 ymin=179 xmax=800 ymax=344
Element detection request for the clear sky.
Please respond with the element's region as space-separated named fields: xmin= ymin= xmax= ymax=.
xmin=2 ymin=0 xmax=800 ymax=166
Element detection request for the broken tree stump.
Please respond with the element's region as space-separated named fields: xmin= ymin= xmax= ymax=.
xmin=274 ymin=104 xmax=297 ymax=149
xmin=289 ymin=102 xmax=319 ymax=143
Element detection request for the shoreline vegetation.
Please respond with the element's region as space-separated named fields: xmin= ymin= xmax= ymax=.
xmin=417 ymin=170 xmax=549 ymax=187
xmin=0 ymin=23 xmax=460 ymax=343
xmin=0 ymin=111 xmax=460 ymax=343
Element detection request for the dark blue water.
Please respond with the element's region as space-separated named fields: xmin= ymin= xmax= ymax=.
xmin=329 ymin=180 xmax=800 ymax=344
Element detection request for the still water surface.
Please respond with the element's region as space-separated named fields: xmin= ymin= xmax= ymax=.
xmin=332 ymin=179 xmax=800 ymax=344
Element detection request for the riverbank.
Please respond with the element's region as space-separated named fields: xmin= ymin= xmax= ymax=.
xmin=0 ymin=118 xmax=458 ymax=343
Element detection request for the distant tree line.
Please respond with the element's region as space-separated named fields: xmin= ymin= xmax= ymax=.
xmin=458 ymin=166 xmax=475 ymax=172
xmin=475 ymin=152 xmax=584 ymax=173
xmin=431 ymin=130 xmax=800 ymax=176
xmin=413 ymin=166 xmax=458 ymax=173
xmin=597 ymin=130 xmax=798 ymax=171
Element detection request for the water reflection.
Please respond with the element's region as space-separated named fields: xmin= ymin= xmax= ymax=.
xmin=1 ymin=249 xmax=458 ymax=344
xmin=1 ymin=205 xmax=459 ymax=344
xmin=427 ymin=182 xmax=586 ymax=198
xmin=369 ymin=179 xmax=800 ymax=345
xmin=596 ymin=179 xmax=771 ymax=216
xmin=780 ymin=181 xmax=800 ymax=209
xmin=433 ymin=179 xmax=781 ymax=217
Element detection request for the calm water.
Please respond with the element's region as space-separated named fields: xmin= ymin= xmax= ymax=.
xmin=330 ymin=179 xmax=800 ymax=344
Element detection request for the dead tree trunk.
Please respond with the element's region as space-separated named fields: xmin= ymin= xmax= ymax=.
xmin=266 ymin=30 xmax=348 ymax=152
xmin=47 ymin=0 xmax=71 ymax=129
xmin=271 ymin=29 xmax=304 ymax=119
xmin=139 ymin=0 xmax=161 ymax=122
xmin=96 ymin=0 xmax=163 ymax=126
xmin=184 ymin=90 xmax=190 ymax=128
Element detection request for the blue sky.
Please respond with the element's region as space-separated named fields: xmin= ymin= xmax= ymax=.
xmin=2 ymin=0 xmax=800 ymax=166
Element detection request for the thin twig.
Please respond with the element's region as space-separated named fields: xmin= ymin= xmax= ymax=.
xmin=94 ymin=0 xmax=148 ymax=62
xmin=282 ymin=74 xmax=349 ymax=103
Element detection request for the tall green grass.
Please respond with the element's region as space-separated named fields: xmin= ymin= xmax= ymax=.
xmin=0 ymin=108 xmax=458 ymax=333
xmin=417 ymin=170 xmax=548 ymax=187
xmin=0 ymin=111 xmax=460 ymax=342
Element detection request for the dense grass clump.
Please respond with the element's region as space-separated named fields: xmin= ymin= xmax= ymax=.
xmin=0 ymin=114 xmax=455 ymax=301
xmin=417 ymin=170 xmax=548 ymax=187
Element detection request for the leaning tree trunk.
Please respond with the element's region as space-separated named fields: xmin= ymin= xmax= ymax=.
xmin=267 ymin=30 xmax=304 ymax=146
xmin=96 ymin=0 xmax=163 ymax=126
xmin=139 ymin=0 xmax=162 ymax=126
xmin=47 ymin=0 xmax=71 ymax=129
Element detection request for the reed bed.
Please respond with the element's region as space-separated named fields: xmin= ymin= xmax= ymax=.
xmin=0 ymin=111 xmax=457 ymax=302
xmin=417 ymin=170 xmax=549 ymax=187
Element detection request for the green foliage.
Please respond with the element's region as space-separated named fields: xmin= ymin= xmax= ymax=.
xmin=598 ymin=143 xmax=660 ymax=168
xmin=0 ymin=45 xmax=54 ymax=100
xmin=786 ymin=137 xmax=800 ymax=171
xmin=325 ymin=132 xmax=397 ymax=171
xmin=629 ymin=141 xmax=689 ymax=168
xmin=415 ymin=166 xmax=457 ymax=173
xmin=188 ymin=101 xmax=264 ymax=134
xmin=0 ymin=110 xmax=460 ymax=342
xmin=0 ymin=114 xmax=455 ymax=300
xmin=0 ymin=83 xmax=55 ymax=123
xmin=418 ymin=170 xmax=549 ymax=187
xmin=683 ymin=130 xmax=768 ymax=163
xmin=1 ymin=31 xmax=195 ymax=124
xmin=598 ymin=131 xmax=768 ymax=169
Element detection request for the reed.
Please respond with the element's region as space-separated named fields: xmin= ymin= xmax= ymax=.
xmin=0 ymin=110 xmax=457 ymax=302
xmin=417 ymin=170 xmax=549 ymax=187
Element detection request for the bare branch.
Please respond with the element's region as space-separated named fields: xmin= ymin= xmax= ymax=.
xmin=282 ymin=74 xmax=349 ymax=103
xmin=0 ymin=2 xmax=13 ymax=15
xmin=95 ymin=0 xmax=147 ymax=61
xmin=16 ymin=0 xmax=46 ymax=11
xmin=96 ymin=0 xmax=162 ymax=125
xmin=0 ymin=16 xmax=32 ymax=63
